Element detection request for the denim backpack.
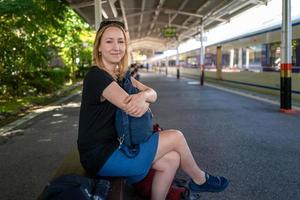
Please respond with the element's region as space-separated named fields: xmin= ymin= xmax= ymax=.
xmin=115 ymin=70 xmax=153 ymax=158
xmin=40 ymin=174 xmax=110 ymax=200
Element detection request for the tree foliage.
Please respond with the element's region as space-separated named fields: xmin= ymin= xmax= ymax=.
xmin=0 ymin=0 xmax=93 ymax=98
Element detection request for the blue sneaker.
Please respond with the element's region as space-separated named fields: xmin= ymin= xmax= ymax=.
xmin=188 ymin=172 xmax=229 ymax=193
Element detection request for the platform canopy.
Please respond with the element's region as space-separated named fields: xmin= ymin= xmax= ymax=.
xmin=65 ymin=0 xmax=270 ymax=56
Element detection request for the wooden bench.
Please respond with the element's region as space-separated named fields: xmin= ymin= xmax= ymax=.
xmin=38 ymin=149 xmax=125 ymax=200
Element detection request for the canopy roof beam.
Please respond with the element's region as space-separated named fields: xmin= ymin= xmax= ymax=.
xmin=138 ymin=0 xmax=146 ymax=38
xmin=147 ymin=0 xmax=166 ymax=36
xmin=108 ymin=0 xmax=118 ymax=17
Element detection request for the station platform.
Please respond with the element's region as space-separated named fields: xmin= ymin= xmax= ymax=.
xmin=143 ymin=72 xmax=300 ymax=200
xmin=0 ymin=71 xmax=300 ymax=200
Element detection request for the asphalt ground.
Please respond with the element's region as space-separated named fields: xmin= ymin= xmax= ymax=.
xmin=0 ymin=72 xmax=300 ymax=200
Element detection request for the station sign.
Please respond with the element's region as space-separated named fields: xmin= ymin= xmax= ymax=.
xmin=163 ymin=27 xmax=176 ymax=37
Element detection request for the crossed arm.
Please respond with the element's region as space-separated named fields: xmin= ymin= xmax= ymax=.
xmin=102 ymin=77 xmax=157 ymax=117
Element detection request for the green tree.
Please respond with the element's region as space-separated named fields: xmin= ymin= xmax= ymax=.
xmin=54 ymin=9 xmax=94 ymax=83
xmin=0 ymin=0 xmax=93 ymax=98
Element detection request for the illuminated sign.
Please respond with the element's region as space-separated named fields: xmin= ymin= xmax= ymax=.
xmin=163 ymin=27 xmax=176 ymax=37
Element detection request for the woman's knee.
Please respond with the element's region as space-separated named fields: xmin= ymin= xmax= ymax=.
xmin=154 ymin=129 xmax=186 ymax=162
xmin=168 ymin=151 xmax=180 ymax=168
xmin=153 ymin=151 xmax=180 ymax=171
xmin=167 ymin=129 xmax=185 ymax=144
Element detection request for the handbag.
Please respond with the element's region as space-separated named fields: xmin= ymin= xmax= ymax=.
xmin=40 ymin=174 xmax=111 ymax=200
xmin=115 ymin=70 xmax=153 ymax=158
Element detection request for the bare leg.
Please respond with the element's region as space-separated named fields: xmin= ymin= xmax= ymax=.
xmin=151 ymin=151 xmax=180 ymax=200
xmin=153 ymin=130 xmax=206 ymax=184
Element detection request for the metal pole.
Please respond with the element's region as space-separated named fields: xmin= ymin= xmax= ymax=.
xmin=238 ymin=48 xmax=243 ymax=69
xmin=246 ymin=48 xmax=249 ymax=70
xmin=176 ymin=38 xmax=180 ymax=79
xmin=200 ymin=23 xmax=205 ymax=86
xmin=216 ymin=45 xmax=222 ymax=80
xmin=95 ymin=0 xmax=102 ymax=31
xmin=230 ymin=49 xmax=234 ymax=68
xmin=165 ymin=59 xmax=168 ymax=75
xmin=166 ymin=46 xmax=169 ymax=76
xmin=280 ymin=0 xmax=292 ymax=111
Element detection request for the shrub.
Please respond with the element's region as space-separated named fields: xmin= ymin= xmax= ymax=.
xmin=47 ymin=67 xmax=67 ymax=87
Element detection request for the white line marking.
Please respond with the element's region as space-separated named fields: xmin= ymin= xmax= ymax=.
xmin=206 ymin=83 xmax=300 ymax=111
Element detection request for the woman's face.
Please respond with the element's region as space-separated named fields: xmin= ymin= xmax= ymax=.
xmin=99 ymin=26 xmax=126 ymax=67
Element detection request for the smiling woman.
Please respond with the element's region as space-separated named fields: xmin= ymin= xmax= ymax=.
xmin=92 ymin=20 xmax=129 ymax=80
xmin=77 ymin=18 xmax=229 ymax=200
xmin=99 ymin=27 xmax=126 ymax=71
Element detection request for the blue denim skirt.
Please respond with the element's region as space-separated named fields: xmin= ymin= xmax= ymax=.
xmin=98 ymin=133 xmax=159 ymax=184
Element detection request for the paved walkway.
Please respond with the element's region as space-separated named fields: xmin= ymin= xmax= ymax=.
xmin=0 ymin=72 xmax=300 ymax=200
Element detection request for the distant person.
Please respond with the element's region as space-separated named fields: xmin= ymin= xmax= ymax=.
xmin=130 ymin=64 xmax=140 ymax=80
xmin=131 ymin=67 xmax=140 ymax=80
xmin=77 ymin=19 xmax=229 ymax=200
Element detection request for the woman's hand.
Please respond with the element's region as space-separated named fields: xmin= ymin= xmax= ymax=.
xmin=124 ymin=92 xmax=149 ymax=117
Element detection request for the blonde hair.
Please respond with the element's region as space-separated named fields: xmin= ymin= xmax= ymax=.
xmin=92 ymin=23 xmax=129 ymax=80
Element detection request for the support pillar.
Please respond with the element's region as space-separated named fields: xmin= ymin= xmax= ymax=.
xmin=230 ymin=49 xmax=234 ymax=68
xmin=176 ymin=39 xmax=180 ymax=79
xmin=238 ymin=48 xmax=243 ymax=69
xmin=165 ymin=57 xmax=168 ymax=76
xmin=280 ymin=0 xmax=294 ymax=112
xmin=246 ymin=48 xmax=250 ymax=70
xmin=216 ymin=46 xmax=222 ymax=80
xmin=94 ymin=0 xmax=102 ymax=30
xmin=199 ymin=23 xmax=205 ymax=86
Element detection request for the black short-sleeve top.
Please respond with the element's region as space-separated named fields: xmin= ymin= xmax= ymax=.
xmin=78 ymin=66 xmax=119 ymax=176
